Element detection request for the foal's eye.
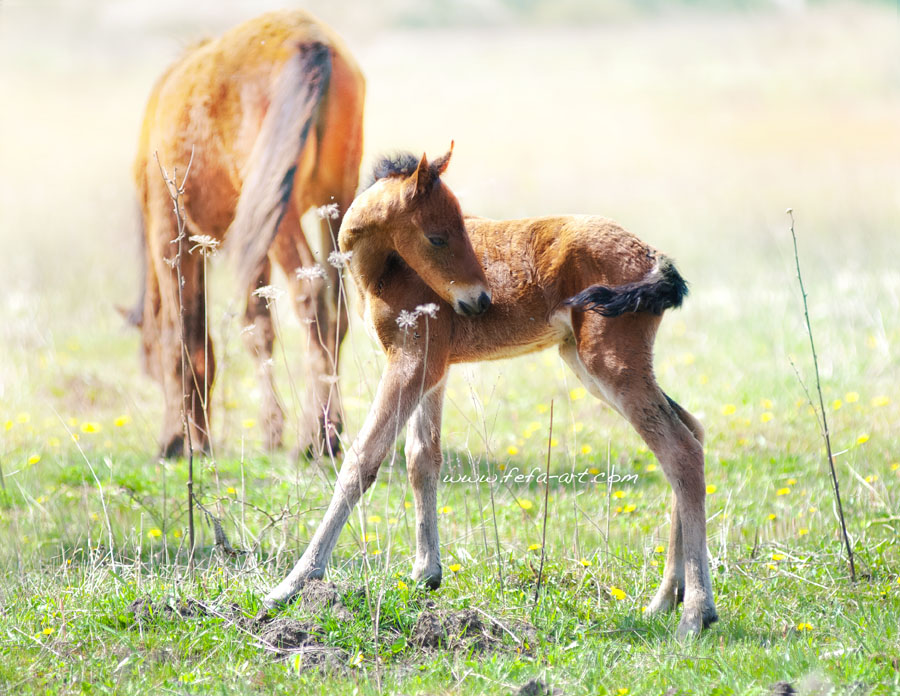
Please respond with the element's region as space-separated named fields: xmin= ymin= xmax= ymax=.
xmin=427 ymin=236 xmax=448 ymax=248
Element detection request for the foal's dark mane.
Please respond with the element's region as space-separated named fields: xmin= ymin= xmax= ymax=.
xmin=364 ymin=150 xmax=450 ymax=191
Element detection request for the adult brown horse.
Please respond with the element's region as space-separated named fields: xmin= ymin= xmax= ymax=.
xmin=262 ymin=146 xmax=718 ymax=639
xmin=130 ymin=10 xmax=364 ymax=457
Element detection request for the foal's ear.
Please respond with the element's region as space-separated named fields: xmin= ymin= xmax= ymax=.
xmin=430 ymin=140 xmax=454 ymax=176
xmin=410 ymin=152 xmax=434 ymax=198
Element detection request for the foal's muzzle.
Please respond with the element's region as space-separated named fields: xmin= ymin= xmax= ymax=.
xmin=456 ymin=291 xmax=491 ymax=317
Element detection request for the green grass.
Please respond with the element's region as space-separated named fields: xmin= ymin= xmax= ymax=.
xmin=2 ymin=2 xmax=900 ymax=693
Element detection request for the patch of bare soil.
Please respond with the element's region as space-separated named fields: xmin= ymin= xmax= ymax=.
xmin=410 ymin=608 xmax=537 ymax=653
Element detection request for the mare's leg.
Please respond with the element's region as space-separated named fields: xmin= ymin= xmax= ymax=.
xmin=146 ymin=203 xmax=214 ymax=457
xmin=263 ymin=348 xmax=448 ymax=610
xmin=272 ymin=210 xmax=345 ymax=456
xmin=565 ymin=312 xmax=716 ymax=638
xmin=404 ymin=378 xmax=447 ymax=589
xmin=242 ymin=257 xmax=284 ymax=450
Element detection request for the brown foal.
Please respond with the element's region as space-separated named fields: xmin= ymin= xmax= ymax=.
xmin=264 ymin=146 xmax=717 ymax=638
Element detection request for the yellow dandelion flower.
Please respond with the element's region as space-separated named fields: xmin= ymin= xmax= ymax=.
xmin=518 ymin=499 xmax=534 ymax=511
xmin=787 ymin=478 xmax=797 ymax=486
xmin=4 ymin=420 xmax=12 ymax=431
xmin=35 ymin=496 xmax=47 ymax=504
xmin=772 ymin=553 xmax=784 ymax=561
xmin=528 ymin=543 xmax=541 ymax=551
xmin=581 ymin=445 xmax=593 ymax=455
xmin=507 ymin=445 xmax=519 ymax=456
xmin=241 ymin=418 xmax=256 ymax=430
xmin=537 ymin=404 xmax=549 ymax=414
xmin=226 ymin=486 xmax=237 ymax=495
xmin=173 ymin=529 xmax=182 ymax=538
xmin=799 ymin=528 xmax=809 ymax=536
xmin=699 ymin=373 xmax=709 ymax=385
xmin=42 ymin=627 xmax=54 ymax=636
xmin=761 ymin=398 xmax=774 ymax=409
xmin=16 ymin=412 xmax=30 ymax=424
xmin=549 ymin=438 xmax=558 ymax=447
xmin=655 ymin=545 xmax=665 ymax=553
xmin=845 ymin=392 xmax=859 ymax=403
xmin=722 ymin=404 xmax=737 ymax=416
xmin=766 ymin=563 xmax=777 ymax=571
xmin=768 ymin=513 xmax=777 ymax=521
xmin=396 ymin=580 xmax=408 ymax=590
xmin=580 ymin=558 xmax=592 ymax=567
xmin=680 ymin=353 xmax=695 ymax=366
xmin=892 ymin=463 xmax=900 ymax=471
xmin=27 ymin=454 xmax=41 ymax=466
xmin=48 ymin=437 xmax=60 ymax=448
xmin=573 ymin=422 xmax=585 ymax=433
xmin=438 ymin=506 xmax=452 ymax=514
xmin=832 ymin=399 xmax=842 ymax=411
xmin=796 ymin=622 xmax=813 ymax=631
xmin=856 ymin=434 xmax=869 ymax=445
xmin=80 ymin=422 xmax=101 ymax=434
xmin=609 ymin=586 xmax=627 ymax=601
xmin=760 ymin=412 xmax=774 ymax=423
xmin=148 ymin=528 xmax=162 ymax=539
xmin=498 ymin=463 xmax=506 ymax=471
xmin=588 ymin=467 xmax=600 ymax=475
xmin=90 ymin=512 xmax=99 ymax=521
xmin=623 ymin=504 xmax=636 ymax=513
xmin=706 ymin=484 xmax=717 ymax=495
xmin=368 ymin=515 xmax=382 ymax=524
xmin=737 ymin=437 xmax=749 ymax=446
xmin=388 ymin=518 xmax=398 ymax=525
xmin=350 ymin=652 xmax=364 ymax=667
xmin=645 ymin=463 xmax=657 ymax=473
xmin=618 ymin=688 xmax=630 ymax=695
xmin=449 ymin=563 xmax=462 ymax=572
xmin=776 ymin=487 xmax=791 ymax=496
xmin=114 ymin=415 xmax=131 ymax=427
xmin=404 ymin=501 xmax=412 ymax=509
xmin=612 ymin=490 xmax=626 ymax=499
xmin=865 ymin=474 xmax=878 ymax=483
xmin=570 ymin=387 xmax=587 ymax=401
xmin=371 ymin=548 xmax=381 ymax=555
xmin=872 ymin=395 xmax=890 ymax=408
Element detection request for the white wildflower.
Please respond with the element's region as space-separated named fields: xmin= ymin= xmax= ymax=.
xmin=189 ymin=234 xmax=219 ymax=256
xmin=296 ymin=264 xmax=327 ymax=282
xmin=415 ymin=303 xmax=439 ymax=319
xmin=251 ymin=285 xmax=284 ymax=306
xmin=396 ymin=310 xmax=418 ymax=331
xmin=327 ymin=250 xmax=353 ymax=269
xmin=316 ymin=203 xmax=341 ymax=220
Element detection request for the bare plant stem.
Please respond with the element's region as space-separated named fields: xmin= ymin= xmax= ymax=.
xmin=534 ymin=400 xmax=553 ymax=607
xmin=788 ymin=209 xmax=855 ymax=581
xmin=155 ymin=148 xmax=197 ymax=571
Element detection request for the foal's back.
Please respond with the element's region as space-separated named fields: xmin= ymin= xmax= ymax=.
xmin=445 ymin=215 xmax=660 ymax=363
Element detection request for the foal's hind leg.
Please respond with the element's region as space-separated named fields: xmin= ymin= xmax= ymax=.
xmin=272 ymin=211 xmax=344 ymax=456
xmin=243 ymin=258 xmax=285 ymax=450
xmin=567 ymin=313 xmax=717 ymax=638
xmin=645 ymin=398 xmax=705 ymax=615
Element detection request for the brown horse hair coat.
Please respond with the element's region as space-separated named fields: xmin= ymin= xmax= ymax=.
xmin=131 ymin=10 xmax=364 ymax=457
xmin=263 ymin=145 xmax=718 ymax=640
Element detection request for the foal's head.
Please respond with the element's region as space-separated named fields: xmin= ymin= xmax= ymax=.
xmin=341 ymin=145 xmax=491 ymax=316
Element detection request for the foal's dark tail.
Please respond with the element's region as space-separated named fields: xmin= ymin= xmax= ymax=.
xmin=564 ymin=257 xmax=688 ymax=317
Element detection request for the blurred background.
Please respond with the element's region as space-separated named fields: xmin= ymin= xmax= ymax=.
xmin=1 ymin=0 xmax=897 ymax=458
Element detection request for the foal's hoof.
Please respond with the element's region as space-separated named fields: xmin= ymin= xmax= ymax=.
xmin=675 ymin=608 xmax=718 ymax=641
xmin=412 ymin=563 xmax=442 ymax=590
xmin=297 ymin=420 xmax=343 ymax=459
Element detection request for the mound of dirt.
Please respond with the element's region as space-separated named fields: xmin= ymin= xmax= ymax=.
xmin=410 ymin=608 xmax=537 ymax=653
xmin=127 ymin=596 xmax=212 ymax=622
xmin=292 ymin=580 xmax=354 ymax=622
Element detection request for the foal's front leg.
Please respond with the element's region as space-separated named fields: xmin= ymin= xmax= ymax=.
xmin=262 ymin=352 xmax=439 ymax=610
xmin=404 ymin=378 xmax=447 ymax=589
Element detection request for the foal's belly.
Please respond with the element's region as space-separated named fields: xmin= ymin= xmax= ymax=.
xmin=448 ymin=306 xmax=572 ymax=364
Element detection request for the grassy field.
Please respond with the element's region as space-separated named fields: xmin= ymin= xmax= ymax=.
xmin=1 ymin=1 xmax=899 ymax=693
